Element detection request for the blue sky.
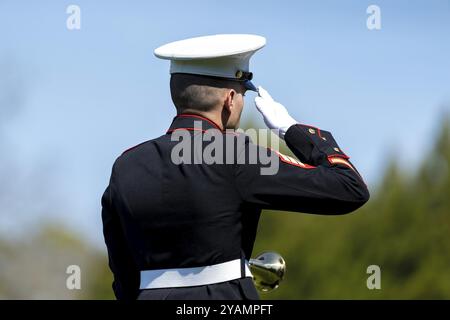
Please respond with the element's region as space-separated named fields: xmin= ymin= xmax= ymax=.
xmin=0 ymin=1 xmax=449 ymax=245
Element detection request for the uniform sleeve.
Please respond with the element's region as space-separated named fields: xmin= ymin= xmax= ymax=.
xmin=101 ymin=164 xmax=140 ymax=300
xmin=235 ymin=124 xmax=370 ymax=215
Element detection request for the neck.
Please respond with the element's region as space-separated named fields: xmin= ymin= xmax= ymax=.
xmin=179 ymin=109 xmax=225 ymax=130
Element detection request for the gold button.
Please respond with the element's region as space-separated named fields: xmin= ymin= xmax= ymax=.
xmin=334 ymin=147 xmax=340 ymax=152
xmin=308 ymin=128 xmax=315 ymax=134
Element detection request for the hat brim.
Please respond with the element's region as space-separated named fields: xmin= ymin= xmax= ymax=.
xmin=244 ymin=80 xmax=258 ymax=92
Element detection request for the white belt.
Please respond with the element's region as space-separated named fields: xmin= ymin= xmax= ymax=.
xmin=140 ymin=259 xmax=253 ymax=289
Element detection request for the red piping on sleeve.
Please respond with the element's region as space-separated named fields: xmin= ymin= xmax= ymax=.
xmin=327 ymin=153 xmax=350 ymax=159
xmin=273 ymin=150 xmax=316 ymax=169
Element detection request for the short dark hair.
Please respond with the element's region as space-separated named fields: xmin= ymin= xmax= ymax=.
xmin=170 ymin=73 xmax=244 ymax=113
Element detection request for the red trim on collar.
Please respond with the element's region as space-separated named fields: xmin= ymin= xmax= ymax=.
xmin=177 ymin=114 xmax=223 ymax=131
xmin=166 ymin=127 xmax=207 ymax=134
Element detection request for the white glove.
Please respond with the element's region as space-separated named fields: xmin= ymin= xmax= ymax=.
xmin=254 ymin=86 xmax=298 ymax=139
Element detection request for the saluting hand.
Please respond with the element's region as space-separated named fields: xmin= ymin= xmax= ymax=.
xmin=254 ymin=86 xmax=298 ymax=139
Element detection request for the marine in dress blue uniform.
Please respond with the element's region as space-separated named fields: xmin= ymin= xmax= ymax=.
xmin=101 ymin=34 xmax=370 ymax=300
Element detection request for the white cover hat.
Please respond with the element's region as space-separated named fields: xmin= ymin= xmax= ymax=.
xmin=154 ymin=34 xmax=266 ymax=91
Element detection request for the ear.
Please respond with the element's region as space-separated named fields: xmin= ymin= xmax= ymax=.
xmin=224 ymin=89 xmax=236 ymax=112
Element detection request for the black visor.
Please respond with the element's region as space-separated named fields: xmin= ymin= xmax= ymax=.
xmin=244 ymin=80 xmax=258 ymax=92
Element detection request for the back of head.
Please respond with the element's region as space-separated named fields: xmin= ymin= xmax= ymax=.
xmin=170 ymin=73 xmax=241 ymax=113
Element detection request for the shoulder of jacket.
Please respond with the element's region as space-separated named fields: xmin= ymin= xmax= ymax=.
xmin=121 ymin=140 xmax=150 ymax=156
